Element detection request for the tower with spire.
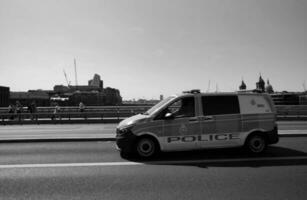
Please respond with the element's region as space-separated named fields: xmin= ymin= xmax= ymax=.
xmin=265 ymin=79 xmax=274 ymax=93
xmin=239 ymin=79 xmax=247 ymax=91
xmin=256 ymin=74 xmax=265 ymax=92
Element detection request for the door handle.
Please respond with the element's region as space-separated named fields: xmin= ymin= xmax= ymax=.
xmin=204 ymin=116 xmax=213 ymax=120
xmin=189 ymin=118 xmax=199 ymax=122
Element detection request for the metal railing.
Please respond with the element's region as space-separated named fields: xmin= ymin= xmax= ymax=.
xmin=275 ymin=105 xmax=307 ymax=117
xmin=0 ymin=111 xmax=131 ymax=123
xmin=0 ymin=105 xmax=307 ymax=125
xmin=0 ymin=105 xmax=152 ymax=114
xmin=0 ymin=106 xmax=152 ymax=124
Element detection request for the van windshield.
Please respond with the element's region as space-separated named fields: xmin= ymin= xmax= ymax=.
xmin=144 ymin=96 xmax=176 ymax=115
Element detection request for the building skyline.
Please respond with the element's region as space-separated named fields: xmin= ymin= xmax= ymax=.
xmin=2 ymin=72 xmax=307 ymax=107
xmin=88 ymin=74 xmax=103 ymax=89
xmin=5 ymin=73 xmax=122 ymax=106
xmin=1 ymin=0 xmax=306 ymax=99
xmin=3 ymin=73 xmax=305 ymax=103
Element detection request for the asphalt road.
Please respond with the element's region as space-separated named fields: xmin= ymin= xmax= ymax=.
xmin=0 ymin=137 xmax=307 ymax=200
xmin=0 ymin=124 xmax=116 ymax=140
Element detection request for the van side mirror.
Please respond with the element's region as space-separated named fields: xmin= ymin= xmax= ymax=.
xmin=164 ymin=112 xmax=174 ymax=120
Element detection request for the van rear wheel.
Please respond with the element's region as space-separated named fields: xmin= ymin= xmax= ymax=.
xmin=135 ymin=137 xmax=157 ymax=158
xmin=245 ymin=134 xmax=267 ymax=154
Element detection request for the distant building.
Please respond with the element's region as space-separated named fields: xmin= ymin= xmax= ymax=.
xmin=256 ymin=75 xmax=265 ymax=92
xmin=270 ymin=92 xmax=300 ymax=105
xmin=66 ymin=88 xmax=121 ymax=106
xmin=265 ymin=80 xmax=274 ymax=94
xmin=88 ymin=74 xmax=103 ymax=89
xmin=299 ymin=94 xmax=307 ymax=105
xmin=53 ymin=85 xmax=102 ymax=93
xmin=103 ymin=87 xmax=122 ymax=105
xmin=53 ymin=85 xmax=71 ymax=93
xmin=0 ymin=86 xmax=9 ymax=107
xmin=10 ymin=90 xmax=50 ymax=106
xmin=239 ymin=80 xmax=247 ymax=90
xmin=68 ymin=92 xmax=105 ymax=106
xmin=123 ymin=98 xmax=159 ymax=105
xmin=52 ymin=74 xmax=121 ymax=106
xmin=6 ymin=73 xmax=122 ymax=106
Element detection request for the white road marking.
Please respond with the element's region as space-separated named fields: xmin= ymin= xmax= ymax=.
xmin=279 ymin=130 xmax=307 ymax=134
xmin=1 ymin=156 xmax=307 ymax=169
xmin=0 ymin=162 xmax=144 ymax=169
xmin=0 ymin=134 xmax=114 ymax=138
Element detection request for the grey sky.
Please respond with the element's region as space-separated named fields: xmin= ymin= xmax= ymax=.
xmin=0 ymin=0 xmax=306 ymax=99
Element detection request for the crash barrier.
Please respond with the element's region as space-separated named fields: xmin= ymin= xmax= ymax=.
xmin=0 ymin=106 xmax=152 ymax=125
xmin=0 ymin=106 xmax=151 ymax=114
xmin=0 ymin=111 xmax=133 ymax=125
xmin=275 ymin=105 xmax=307 ymax=116
xmin=274 ymin=105 xmax=307 ymax=121
xmin=0 ymin=105 xmax=306 ymax=125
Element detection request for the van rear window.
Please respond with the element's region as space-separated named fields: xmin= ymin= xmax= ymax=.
xmin=238 ymin=95 xmax=272 ymax=114
xmin=202 ymin=95 xmax=240 ymax=116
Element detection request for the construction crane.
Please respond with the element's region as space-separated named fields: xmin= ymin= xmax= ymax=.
xmin=63 ymin=69 xmax=71 ymax=87
xmin=74 ymin=58 xmax=78 ymax=86
xmin=206 ymin=80 xmax=211 ymax=92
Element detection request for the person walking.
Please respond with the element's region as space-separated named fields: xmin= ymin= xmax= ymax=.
xmin=79 ymin=102 xmax=85 ymax=112
xmin=28 ymin=101 xmax=37 ymax=120
xmin=79 ymin=102 xmax=86 ymax=120
xmin=15 ymin=101 xmax=23 ymax=121
xmin=52 ymin=104 xmax=61 ymax=120
xmin=8 ymin=104 xmax=15 ymax=120
xmin=27 ymin=103 xmax=32 ymax=121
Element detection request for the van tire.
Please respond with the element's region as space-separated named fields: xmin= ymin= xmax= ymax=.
xmin=135 ymin=136 xmax=159 ymax=159
xmin=120 ymin=151 xmax=133 ymax=159
xmin=245 ymin=133 xmax=267 ymax=154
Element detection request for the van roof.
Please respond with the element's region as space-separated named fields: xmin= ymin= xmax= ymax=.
xmin=178 ymin=90 xmax=270 ymax=97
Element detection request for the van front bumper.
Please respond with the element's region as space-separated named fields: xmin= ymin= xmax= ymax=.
xmin=267 ymin=126 xmax=279 ymax=144
xmin=116 ymin=129 xmax=137 ymax=154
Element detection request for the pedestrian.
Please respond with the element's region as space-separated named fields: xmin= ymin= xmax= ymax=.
xmin=52 ymin=104 xmax=61 ymax=120
xmin=29 ymin=101 xmax=37 ymax=120
xmin=79 ymin=102 xmax=85 ymax=112
xmin=16 ymin=101 xmax=22 ymax=113
xmin=15 ymin=101 xmax=23 ymax=121
xmin=8 ymin=104 xmax=15 ymax=120
xmin=31 ymin=101 xmax=37 ymax=113
xmin=27 ymin=103 xmax=32 ymax=113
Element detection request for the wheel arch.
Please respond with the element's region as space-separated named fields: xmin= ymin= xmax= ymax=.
xmin=244 ymin=130 xmax=269 ymax=145
xmin=136 ymin=133 xmax=161 ymax=152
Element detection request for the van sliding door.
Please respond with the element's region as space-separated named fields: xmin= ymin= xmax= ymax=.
xmin=200 ymin=95 xmax=242 ymax=148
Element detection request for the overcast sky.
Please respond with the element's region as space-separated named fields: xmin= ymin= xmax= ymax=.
xmin=0 ymin=0 xmax=306 ymax=100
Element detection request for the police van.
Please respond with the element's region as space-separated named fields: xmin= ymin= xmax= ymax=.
xmin=116 ymin=90 xmax=279 ymax=158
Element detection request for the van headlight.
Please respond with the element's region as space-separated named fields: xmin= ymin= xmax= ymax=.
xmin=116 ymin=125 xmax=134 ymax=136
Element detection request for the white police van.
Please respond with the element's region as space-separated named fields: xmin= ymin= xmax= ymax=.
xmin=116 ymin=90 xmax=278 ymax=158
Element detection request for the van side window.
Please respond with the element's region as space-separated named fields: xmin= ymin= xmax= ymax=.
xmin=154 ymin=97 xmax=195 ymax=120
xmin=168 ymin=97 xmax=195 ymax=118
xmin=202 ymin=95 xmax=240 ymax=115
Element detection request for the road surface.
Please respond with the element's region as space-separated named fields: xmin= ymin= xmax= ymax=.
xmin=0 ymin=137 xmax=306 ymax=200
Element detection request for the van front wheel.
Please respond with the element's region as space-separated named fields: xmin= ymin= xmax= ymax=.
xmin=245 ymin=134 xmax=267 ymax=154
xmin=136 ymin=137 xmax=157 ymax=158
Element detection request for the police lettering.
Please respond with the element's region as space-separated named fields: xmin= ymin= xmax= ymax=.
xmin=167 ymin=137 xmax=180 ymax=143
xmin=167 ymin=134 xmax=240 ymax=143
xmin=182 ymin=136 xmax=195 ymax=142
